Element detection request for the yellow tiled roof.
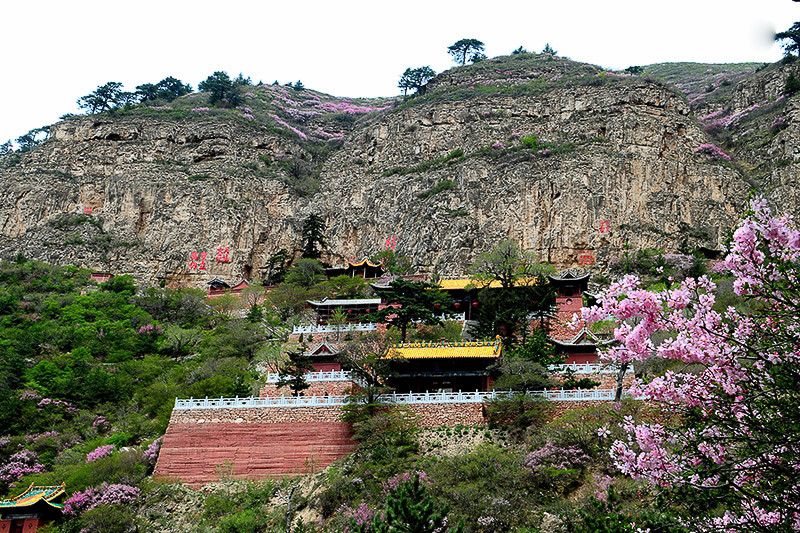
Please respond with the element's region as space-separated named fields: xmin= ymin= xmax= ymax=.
xmin=437 ymin=278 xmax=543 ymax=290
xmin=389 ymin=338 xmax=502 ymax=359
xmin=0 ymin=483 xmax=65 ymax=509
xmin=437 ymin=278 xmax=498 ymax=290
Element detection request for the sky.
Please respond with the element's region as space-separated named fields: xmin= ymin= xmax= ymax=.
xmin=1 ymin=0 xmax=798 ymax=144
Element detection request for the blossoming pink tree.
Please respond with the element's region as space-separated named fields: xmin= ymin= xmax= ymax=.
xmin=581 ymin=198 xmax=800 ymax=531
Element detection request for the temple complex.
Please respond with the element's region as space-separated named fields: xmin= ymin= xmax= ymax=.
xmin=0 ymin=484 xmax=65 ymax=533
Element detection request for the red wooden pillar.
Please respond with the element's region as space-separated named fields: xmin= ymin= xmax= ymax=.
xmin=0 ymin=519 xmax=11 ymax=533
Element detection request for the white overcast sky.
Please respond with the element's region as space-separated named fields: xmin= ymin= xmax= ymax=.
xmin=1 ymin=0 xmax=797 ymax=143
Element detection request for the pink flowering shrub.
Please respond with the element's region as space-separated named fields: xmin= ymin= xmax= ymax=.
xmin=339 ymin=503 xmax=376 ymax=531
xmin=581 ymin=197 xmax=800 ymax=531
xmin=0 ymin=449 xmax=45 ymax=483
xmin=771 ymin=115 xmax=787 ymax=133
xmin=524 ymin=442 xmax=590 ymax=472
xmin=63 ymin=483 xmax=141 ymax=516
xmin=694 ymin=143 xmax=732 ymax=161
xmin=137 ymin=323 xmax=163 ymax=335
xmin=382 ymin=470 xmax=428 ymax=494
xmin=86 ymin=444 xmax=114 ymax=462
xmin=143 ymin=436 xmax=163 ymax=463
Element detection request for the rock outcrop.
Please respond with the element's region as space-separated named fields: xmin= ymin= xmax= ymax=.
xmin=1 ymin=54 xmax=796 ymax=286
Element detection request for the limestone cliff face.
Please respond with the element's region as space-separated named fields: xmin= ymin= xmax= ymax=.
xmin=0 ymin=56 xmax=789 ymax=286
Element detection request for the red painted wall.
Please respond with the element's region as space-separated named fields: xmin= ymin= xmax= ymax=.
xmin=155 ymin=422 xmax=355 ymax=488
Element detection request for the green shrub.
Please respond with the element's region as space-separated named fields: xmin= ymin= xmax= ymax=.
xmin=218 ymin=509 xmax=265 ymax=533
xmin=417 ymin=180 xmax=455 ymax=199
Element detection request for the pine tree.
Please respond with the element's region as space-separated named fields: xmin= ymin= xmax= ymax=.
xmin=276 ymin=348 xmax=314 ymax=396
xmin=366 ymin=473 xmax=462 ymax=533
xmin=301 ymin=214 xmax=326 ymax=260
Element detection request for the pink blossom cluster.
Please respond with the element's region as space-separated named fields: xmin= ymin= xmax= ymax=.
xmin=143 ymin=436 xmax=163 ymax=462
xmin=24 ymin=431 xmax=58 ymax=441
xmin=19 ymin=390 xmax=41 ymax=401
xmin=63 ymin=483 xmax=141 ymax=516
xmin=37 ymin=398 xmax=76 ymax=413
xmin=318 ymin=101 xmax=390 ymax=114
xmin=524 ymin=442 xmax=590 ymax=471
xmin=269 ymin=114 xmax=307 ymax=140
xmin=382 ymin=470 xmax=428 ymax=494
xmin=86 ymin=444 xmax=114 ymax=462
xmin=137 ymin=323 xmax=163 ymax=335
xmin=243 ymin=92 xmax=256 ymax=98
xmin=694 ymin=143 xmax=732 ymax=161
xmin=339 ymin=502 xmax=375 ymax=530
xmin=191 ymin=107 xmax=210 ymax=113
xmin=92 ymin=416 xmax=108 ymax=429
xmin=313 ymin=129 xmax=345 ymax=142
xmin=699 ymin=104 xmax=759 ymax=133
xmin=272 ymin=100 xmax=321 ymax=121
xmin=492 ymin=141 xmax=505 ymax=149
xmin=581 ymin=196 xmax=800 ymax=531
xmin=771 ymin=115 xmax=787 ymax=133
xmin=0 ymin=450 xmax=45 ymax=482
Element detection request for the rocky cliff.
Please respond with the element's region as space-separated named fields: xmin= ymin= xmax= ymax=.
xmin=0 ymin=53 xmax=796 ymax=286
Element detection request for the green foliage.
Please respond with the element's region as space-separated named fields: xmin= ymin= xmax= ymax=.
xmin=468 ymin=239 xmax=555 ymax=348
xmin=784 ymin=71 xmax=800 ymax=97
xmin=775 ymin=21 xmax=800 ymax=58
xmin=448 ymin=38 xmax=486 ymax=66
xmin=301 ymin=214 xmax=327 ymax=259
xmin=373 ymin=473 xmax=462 ymax=533
xmin=15 ymin=126 xmax=50 ymax=152
xmin=625 ymin=65 xmax=644 ymax=75
xmin=484 ymin=394 xmax=551 ymax=432
xmin=542 ymin=43 xmax=557 ymax=55
xmin=276 ymin=347 xmax=314 ymax=396
xmin=136 ymin=77 xmax=192 ymax=102
xmin=285 ymin=258 xmax=326 ymax=288
xmin=367 ymin=278 xmax=453 ymax=342
xmin=570 ymin=487 xmax=688 ymax=533
xmin=77 ymin=82 xmax=135 ymax=114
xmin=343 ymin=406 xmax=420 ymax=467
xmin=399 ymin=66 xmax=436 ymax=96
xmin=370 ymin=250 xmax=414 ymax=276
xmin=198 ymin=71 xmax=243 ymax=107
xmin=417 ymin=180 xmax=455 ymax=199
xmin=264 ymin=248 xmax=290 ymax=285
xmin=382 ymin=149 xmax=465 ymax=176
xmin=511 ymin=46 xmax=527 ymax=55
xmin=99 ymin=274 xmax=136 ymax=294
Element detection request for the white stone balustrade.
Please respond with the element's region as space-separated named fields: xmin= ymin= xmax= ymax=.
xmin=174 ymin=389 xmax=628 ymax=409
xmin=291 ymin=323 xmax=377 ymax=334
xmin=264 ymin=370 xmax=354 ymax=383
xmin=547 ymin=363 xmax=631 ymax=374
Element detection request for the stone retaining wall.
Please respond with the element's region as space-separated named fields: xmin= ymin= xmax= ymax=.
xmin=157 ymin=399 xmax=625 ymax=486
xmin=259 ymin=381 xmax=355 ymax=399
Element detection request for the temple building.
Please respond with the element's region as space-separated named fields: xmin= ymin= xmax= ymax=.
xmin=0 ymin=484 xmax=65 ymax=533
xmin=551 ymin=328 xmax=610 ymax=364
xmin=547 ymin=270 xmax=591 ymax=340
xmin=306 ymin=297 xmax=382 ymax=324
xmin=325 ymin=257 xmax=384 ymax=279
xmin=207 ymin=277 xmax=251 ymax=297
xmin=304 ymin=341 xmax=342 ymax=372
xmin=385 ymin=338 xmax=502 ymax=393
